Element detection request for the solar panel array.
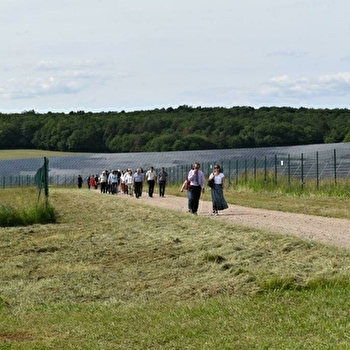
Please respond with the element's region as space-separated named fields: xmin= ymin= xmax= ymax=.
xmin=1 ymin=142 xmax=350 ymax=186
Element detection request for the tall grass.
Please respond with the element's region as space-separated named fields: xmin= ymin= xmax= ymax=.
xmin=0 ymin=188 xmax=56 ymax=227
xmin=229 ymin=169 xmax=350 ymax=196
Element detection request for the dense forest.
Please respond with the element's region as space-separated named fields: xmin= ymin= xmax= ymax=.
xmin=1 ymin=106 xmax=350 ymax=152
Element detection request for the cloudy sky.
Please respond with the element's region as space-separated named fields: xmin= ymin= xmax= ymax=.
xmin=1 ymin=0 xmax=350 ymax=113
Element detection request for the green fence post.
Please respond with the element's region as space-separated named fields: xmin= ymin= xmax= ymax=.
xmin=228 ymin=160 xmax=231 ymax=185
xmin=334 ymin=149 xmax=337 ymax=185
xmin=274 ymin=154 xmax=277 ymax=185
xmin=316 ymin=151 xmax=319 ymax=190
xmin=254 ymin=157 xmax=257 ymax=182
xmin=44 ymin=157 xmax=49 ymax=200
xmin=301 ymin=153 xmax=304 ymax=190
xmin=288 ymin=154 xmax=291 ymax=186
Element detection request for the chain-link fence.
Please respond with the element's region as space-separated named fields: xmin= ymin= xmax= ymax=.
xmin=1 ymin=144 xmax=350 ymax=189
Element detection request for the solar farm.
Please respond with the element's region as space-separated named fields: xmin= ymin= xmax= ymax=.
xmin=0 ymin=142 xmax=350 ymax=186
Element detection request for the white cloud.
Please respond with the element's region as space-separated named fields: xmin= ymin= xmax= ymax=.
xmin=266 ymin=51 xmax=307 ymax=58
xmin=0 ymin=75 xmax=83 ymax=99
xmin=0 ymin=59 xmax=126 ymax=99
xmin=261 ymin=72 xmax=350 ymax=100
xmin=34 ymin=60 xmax=102 ymax=71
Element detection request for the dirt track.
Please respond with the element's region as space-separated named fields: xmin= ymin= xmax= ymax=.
xmin=127 ymin=192 xmax=350 ymax=249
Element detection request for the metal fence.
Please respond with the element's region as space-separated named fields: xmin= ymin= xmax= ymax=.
xmin=1 ymin=148 xmax=350 ymax=189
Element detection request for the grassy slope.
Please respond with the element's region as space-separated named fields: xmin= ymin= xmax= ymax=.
xmin=0 ymin=188 xmax=350 ymax=349
xmin=0 ymin=149 xmax=86 ymax=160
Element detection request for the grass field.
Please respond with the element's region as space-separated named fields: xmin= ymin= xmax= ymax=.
xmin=0 ymin=149 xmax=86 ymax=160
xmin=1 ymin=186 xmax=350 ymax=349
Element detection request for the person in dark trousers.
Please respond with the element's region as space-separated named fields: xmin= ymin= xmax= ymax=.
xmin=145 ymin=166 xmax=157 ymax=197
xmin=187 ymin=162 xmax=205 ymax=215
xmin=158 ymin=167 xmax=168 ymax=197
xmin=77 ymin=175 xmax=83 ymax=188
xmin=133 ymin=168 xmax=144 ymax=198
xmin=99 ymin=170 xmax=108 ymax=193
xmin=86 ymin=175 xmax=91 ymax=189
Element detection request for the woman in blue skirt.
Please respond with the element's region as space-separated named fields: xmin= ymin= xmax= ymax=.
xmin=208 ymin=164 xmax=228 ymax=216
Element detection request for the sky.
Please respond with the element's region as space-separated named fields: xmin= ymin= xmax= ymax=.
xmin=1 ymin=0 xmax=350 ymax=113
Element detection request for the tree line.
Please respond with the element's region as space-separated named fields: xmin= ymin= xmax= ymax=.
xmin=1 ymin=105 xmax=350 ymax=153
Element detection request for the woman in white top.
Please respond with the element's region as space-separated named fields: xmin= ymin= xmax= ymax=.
xmin=124 ymin=169 xmax=134 ymax=196
xmin=208 ymin=164 xmax=228 ymax=216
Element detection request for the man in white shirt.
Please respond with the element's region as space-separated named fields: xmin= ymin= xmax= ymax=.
xmin=187 ymin=162 xmax=205 ymax=215
xmin=145 ymin=166 xmax=157 ymax=197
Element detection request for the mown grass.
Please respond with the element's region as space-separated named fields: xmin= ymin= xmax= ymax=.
xmin=1 ymin=187 xmax=350 ymax=349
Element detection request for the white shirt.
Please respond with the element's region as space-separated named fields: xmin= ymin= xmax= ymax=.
xmin=145 ymin=170 xmax=157 ymax=181
xmin=209 ymin=172 xmax=225 ymax=184
xmin=124 ymin=173 xmax=133 ymax=185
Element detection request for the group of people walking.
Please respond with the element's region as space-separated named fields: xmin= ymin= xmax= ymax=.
xmin=181 ymin=162 xmax=228 ymax=216
xmin=78 ymin=167 xmax=169 ymax=198
xmin=79 ymin=162 xmax=228 ymax=216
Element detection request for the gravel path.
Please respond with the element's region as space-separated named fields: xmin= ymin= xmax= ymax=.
xmin=129 ymin=193 xmax=350 ymax=249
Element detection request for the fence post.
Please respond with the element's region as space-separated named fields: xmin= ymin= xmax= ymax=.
xmin=274 ymin=154 xmax=277 ymax=185
xmin=44 ymin=157 xmax=49 ymax=200
xmin=288 ymin=154 xmax=291 ymax=186
xmin=228 ymin=160 xmax=231 ymax=185
xmin=316 ymin=151 xmax=319 ymax=190
xmin=301 ymin=153 xmax=304 ymax=190
xmin=254 ymin=157 xmax=257 ymax=182
xmin=235 ymin=159 xmax=239 ymax=185
xmin=334 ymin=149 xmax=337 ymax=185
xmin=264 ymin=156 xmax=267 ymax=184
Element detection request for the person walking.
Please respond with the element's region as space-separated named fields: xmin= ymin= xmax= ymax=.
xmin=108 ymin=170 xmax=118 ymax=194
xmin=86 ymin=175 xmax=91 ymax=189
xmin=208 ymin=164 xmax=228 ymax=216
xmin=145 ymin=166 xmax=157 ymax=197
xmin=133 ymin=168 xmax=144 ymax=198
xmin=77 ymin=174 xmax=83 ymax=188
xmin=90 ymin=174 xmax=96 ymax=190
xmin=124 ymin=169 xmax=133 ymax=196
xmin=99 ymin=170 xmax=108 ymax=193
xmin=158 ymin=167 xmax=168 ymax=197
xmin=187 ymin=162 xmax=205 ymax=215
xmin=120 ymin=170 xmax=126 ymax=194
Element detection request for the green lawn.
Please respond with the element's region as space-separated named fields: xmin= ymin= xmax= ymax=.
xmin=0 ymin=187 xmax=350 ymax=349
